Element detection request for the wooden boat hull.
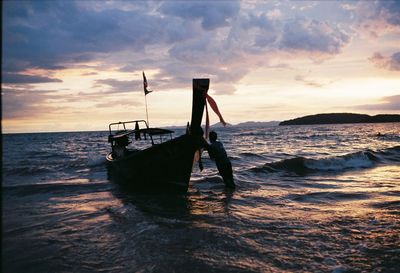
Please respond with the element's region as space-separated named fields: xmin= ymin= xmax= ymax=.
xmin=107 ymin=134 xmax=202 ymax=192
xmin=106 ymin=78 xmax=210 ymax=193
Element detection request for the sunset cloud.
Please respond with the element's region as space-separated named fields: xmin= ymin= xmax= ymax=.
xmin=375 ymin=1 xmax=400 ymax=26
xmin=2 ymin=87 xmax=60 ymax=119
xmin=353 ymin=1 xmax=400 ymax=38
xmin=95 ymin=79 xmax=141 ymax=93
xmin=2 ymin=73 xmax=62 ymax=84
xmin=369 ymin=52 xmax=400 ymax=71
xmin=356 ymin=95 xmax=400 ymax=111
xmin=294 ymin=75 xmax=325 ymax=88
xmin=280 ymin=18 xmax=350 ymax=56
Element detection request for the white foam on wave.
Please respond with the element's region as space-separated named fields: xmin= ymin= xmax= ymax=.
xmin=304 ymin=152 xmax=374 ymax=171
xmin=88 ymin=153 xmax=108 ymax=167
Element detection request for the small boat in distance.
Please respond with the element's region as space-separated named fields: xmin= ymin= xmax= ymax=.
xmin=106 ymin=78 xmax=209 ymax=192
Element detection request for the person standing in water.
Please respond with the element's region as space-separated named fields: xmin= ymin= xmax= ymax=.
xmin=206 ymin=131 xmax=235 ymax=189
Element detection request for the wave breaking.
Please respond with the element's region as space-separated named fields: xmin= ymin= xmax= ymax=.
xmin=252 ymin=146 xmax=399 ymax=174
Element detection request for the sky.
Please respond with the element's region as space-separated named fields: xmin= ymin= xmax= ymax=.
xmin=2 ymin=0 xmax=400 ymax=133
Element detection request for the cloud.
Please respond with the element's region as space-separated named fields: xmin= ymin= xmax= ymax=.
xmin=95 ymin=79 xmax=142 ymax=93
xmin=158 ymin=1 xmax=240 ymax=30
xmin=294 ymin=75 xmax=324 ymax=88
xmin=223 ymin=11 xmax=350 ymax=60
xmin=369 ymin=52 xmax=400 ymax=71
xmin=95 ymin=99 xmax=141 ymax=108
xmin=235 ymin=11 xmax=280 ymax=49
xmin=161 ymin=12 xmax=350 ymax=93
xmin=2 ymin=1 xmax=197 ymax=72
xmin=375 ymin=1 xmax=400 ymax=26
xmin=353 ymin=1 xmax=400 ymax=38
xmin=1 ymin=88 xmax=60 ymax=119
xmin=81 ymin=72 xmax=98 ymax=76
xmin=294 ymin=72 xmax=337 ymax=88
xmin=2 ymin=72 xmax=62 ymax=84
xmin=1 ymin=86 xmax=139 ymax=120
xmin=355 ymin=95 xmax=400 ymax=111
xmin=279 ymin=17 xmax=350 ymax=56
xmin=341 ymin=4 xmax=357 ymax=11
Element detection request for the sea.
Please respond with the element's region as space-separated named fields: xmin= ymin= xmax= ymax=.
xmin=2 ymin=123 xmax=400 ymax=273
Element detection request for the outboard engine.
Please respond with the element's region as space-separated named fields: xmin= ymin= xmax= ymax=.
xmin=109 ymin=134 xmax=129 ymax=158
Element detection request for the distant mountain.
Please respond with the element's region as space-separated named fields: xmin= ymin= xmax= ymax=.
xmin=235 ymin=121 xmax=280 ymax=127
xmin=164 ymin=125 xmax=186 ymax=130
xmin=279 ymin=113 xmax=400 ymax=126
xmin=210 ymin=121 xmax=280 ymax=128
xmin=211 ymin=122 xmax=232 ymax=128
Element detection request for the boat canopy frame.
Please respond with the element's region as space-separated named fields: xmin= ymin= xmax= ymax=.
xmin=108 ymin=120 xmax=174 ymax=146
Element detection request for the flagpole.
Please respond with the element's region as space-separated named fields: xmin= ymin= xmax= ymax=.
xmin=145 ymin=93 xmax=149 ymax=127
xmin=142 ymin=71 xmax=152 ymax=127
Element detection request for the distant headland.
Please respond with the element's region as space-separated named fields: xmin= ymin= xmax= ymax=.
xmin=279 ymin=113 xmax=400 ymax=126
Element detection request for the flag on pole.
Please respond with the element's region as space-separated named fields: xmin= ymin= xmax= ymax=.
xmin=204 ymin=92 xmax=227 ymax=139
xmin=206 ymin=94 xmax=226 ymax=126
xmin=143 ymin=71 xmax=152 ymax=95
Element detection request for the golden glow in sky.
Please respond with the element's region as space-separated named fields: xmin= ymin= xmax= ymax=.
xmin=2 ymin=1 xmax=400 ymax=133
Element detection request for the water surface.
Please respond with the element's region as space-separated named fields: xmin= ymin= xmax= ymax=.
xmin=2 ymin=123 xmax=400 ymax=272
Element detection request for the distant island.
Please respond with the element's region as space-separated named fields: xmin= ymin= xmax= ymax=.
xmin=279 ymin=113 xmax=400 ymax=126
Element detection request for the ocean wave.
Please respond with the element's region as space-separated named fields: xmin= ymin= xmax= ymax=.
xmin=2 ymin=181 xmax=111 ymax=196
xmin=252 ymin=146 xmax=399 ymax=174
xmin=239 ymin=152 xmax=266 ymax=159
xmin=286 ymin=191 xmax=371 ymax=203
xmin=88 ymin=154 xmax=108 ymax=167
xmin=370 ymin=200 xmax=400 ymax=210
xmin=3 ymin=165 xmax=54 ymax=176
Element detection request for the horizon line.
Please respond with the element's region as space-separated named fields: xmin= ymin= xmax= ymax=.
xmin=1 ymin=120 xmax=282 ymax=134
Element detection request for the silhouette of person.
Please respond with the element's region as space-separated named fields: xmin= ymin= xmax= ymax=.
xmin=206 ymin=131 xmax=235 ymax=189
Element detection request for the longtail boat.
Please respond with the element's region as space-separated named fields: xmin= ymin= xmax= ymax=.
xmin=106 ymin=78 xmax=209 ymax=192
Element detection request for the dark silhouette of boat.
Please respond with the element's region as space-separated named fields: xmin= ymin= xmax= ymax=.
xmin=106 ymin=79 xmax=209 ymax=192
